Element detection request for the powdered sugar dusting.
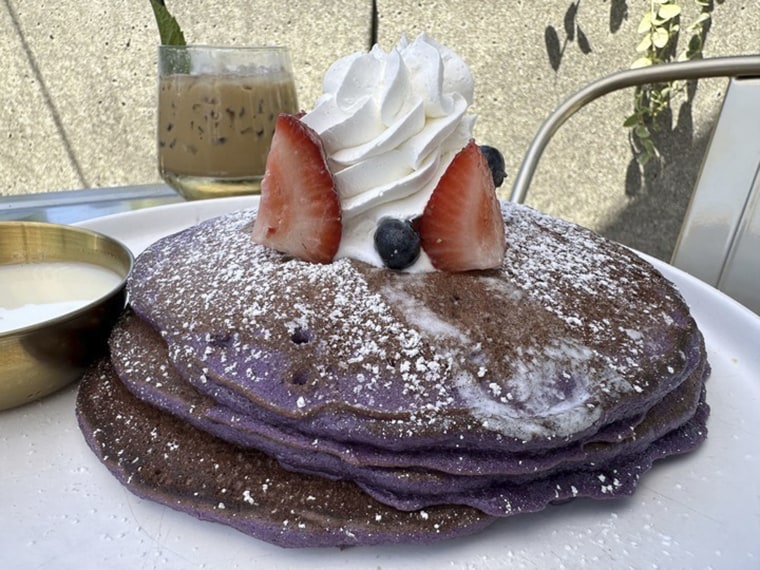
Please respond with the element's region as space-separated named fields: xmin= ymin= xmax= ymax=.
xmin=125 ymin=203 xmax=699 ymax=448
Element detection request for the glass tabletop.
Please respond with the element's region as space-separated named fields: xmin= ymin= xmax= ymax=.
xmin=0 ymin=184 xmax=183 ymax=225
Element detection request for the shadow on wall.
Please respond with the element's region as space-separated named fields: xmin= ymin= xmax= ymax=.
xmin=544 ymin=0 xmax=719 ymax=261
xmin=544 ymin=0 xmax=630 ymax=72
xmin=602 ymin=85 xmax=712 ymax=261
xmin=544 ymin=0 xmax=595 ymax=72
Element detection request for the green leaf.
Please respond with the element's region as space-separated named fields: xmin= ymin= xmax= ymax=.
xmin=657 ymin=4 xmax=682 ymax=22
xmin=150 ymin=0 xmax=186 ymax=46
xmin=632 ymin=56 xmax=653 ymax=69
xmin=636 ymin=35 xmax=653 ymax=53
xmin=687 ymin=12 xmax=711 ymax=31
xmin=653 ymin=84 xmax=673 ymax=100
xmin=635 ymin=125 xmax=650 ymax=139
xmin=639 ymin=151 xmax=653 ymax=167
xmin=637 ymin=12 xmax=653 ymax=34
xmin=652 ymin=28 xmax=670 ymax=49
xmin=623 ymin=114 xmax=642 ymax=128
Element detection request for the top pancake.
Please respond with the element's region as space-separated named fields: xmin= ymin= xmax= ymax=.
xmin=126 ymin=202 xmax=706 ymax=454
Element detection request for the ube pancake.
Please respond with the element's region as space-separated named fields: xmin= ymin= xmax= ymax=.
xmin=76 ymin=358 xmax=495 ymax=548
xmin=359 ymin=396 xmax=708 ymax=514
xmin=126 ymin=203 xmax=707 ymax=454
xmin=110 ymin=309 xmax=708 ymax=510
xmin=78 ymin=200 xmax=711 ymax=545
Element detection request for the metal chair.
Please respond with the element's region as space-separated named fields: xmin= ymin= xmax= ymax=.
xmin=509 ymin=56 xmax=760 ymax=314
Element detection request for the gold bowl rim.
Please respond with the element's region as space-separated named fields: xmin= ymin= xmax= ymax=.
xmin=0 ymin=220 xmax=134 ymax=339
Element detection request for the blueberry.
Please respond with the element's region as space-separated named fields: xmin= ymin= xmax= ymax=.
xmin=374 ymin=218 xmax=421 ymax=270
xmin=480 ymin=145 xmax=507 ymax=188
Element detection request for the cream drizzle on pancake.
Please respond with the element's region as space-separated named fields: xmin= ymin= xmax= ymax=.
xmin=125 ymin=203 xmax=700 ymax=450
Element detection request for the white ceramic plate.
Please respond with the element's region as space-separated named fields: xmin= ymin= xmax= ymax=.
xmin=1 ymin=198 xmax=758 ymax=570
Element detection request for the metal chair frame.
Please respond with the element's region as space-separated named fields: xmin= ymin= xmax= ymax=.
xmin=509 ymin=56 xmax=760 ymax=313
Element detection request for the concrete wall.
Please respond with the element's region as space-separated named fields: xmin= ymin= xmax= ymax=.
xmin=1 ymin=1 xmax=372 ymax=193
xmin=377 ymin=1 xmax=760 ymax=260
xmin=2 ymin=0 xmax=759 ymax=261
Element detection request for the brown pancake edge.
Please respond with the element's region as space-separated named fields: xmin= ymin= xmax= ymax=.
xmin=75 ymin=358 xmax=495 ymax=549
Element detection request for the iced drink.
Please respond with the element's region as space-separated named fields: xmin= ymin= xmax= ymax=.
xmin=157 ymin=46 xmax=298 ymax=200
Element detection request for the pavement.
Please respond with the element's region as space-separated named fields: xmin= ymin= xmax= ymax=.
xmin=1 ymin=0 xmax=759 ymax=262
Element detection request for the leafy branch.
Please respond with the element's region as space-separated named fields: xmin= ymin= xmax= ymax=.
xmin=625 ymin=0 xmax=712 ymax=165
xmin=150 ymin=1 xmax=190 ymax=74
xmin=149 ymin=0 xmax=186 ymax=46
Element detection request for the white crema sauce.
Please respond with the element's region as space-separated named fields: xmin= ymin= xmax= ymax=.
xmin=0 ymin=261 xmax=122 ymax=333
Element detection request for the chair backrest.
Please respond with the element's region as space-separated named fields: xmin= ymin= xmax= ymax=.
xmin=509 ymin=56 xmax=760 ymax=314
xmin=671 ymin=76 xmax=760 ymax=314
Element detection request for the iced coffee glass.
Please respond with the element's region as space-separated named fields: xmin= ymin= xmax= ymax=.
xmin=157 ymin=45 xmax=298 ymax=200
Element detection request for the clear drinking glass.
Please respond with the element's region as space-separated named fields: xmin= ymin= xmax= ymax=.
xmin=157 ymin=45 xmax=298 ymax=200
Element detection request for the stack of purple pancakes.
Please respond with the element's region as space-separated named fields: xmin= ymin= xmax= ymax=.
xmin=76 ymin=202 xmax=710 ymax=548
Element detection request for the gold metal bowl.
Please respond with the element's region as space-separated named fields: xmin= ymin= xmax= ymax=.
xmin=0 ymin=221 xmax=133 ymax=410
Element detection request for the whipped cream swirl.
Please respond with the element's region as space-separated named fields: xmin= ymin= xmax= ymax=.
xmin=302 ymin=33 xmax=476 ymax=271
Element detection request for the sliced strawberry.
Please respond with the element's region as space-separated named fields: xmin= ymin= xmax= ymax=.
xmin=252 ymin=114 xmax=341 ymax=264
xmin=419 ymin=141 xmax=506 ymax=272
